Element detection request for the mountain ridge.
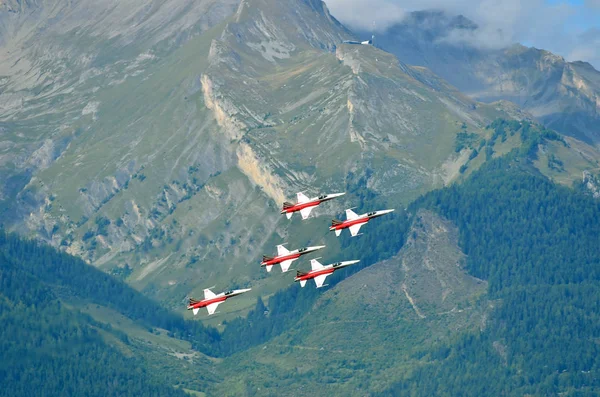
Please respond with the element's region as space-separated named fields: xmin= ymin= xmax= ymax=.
xmin=364 ymin=9 xmax=600 ymax=145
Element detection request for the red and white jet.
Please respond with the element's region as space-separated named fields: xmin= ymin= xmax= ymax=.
xmin=294 ymin=258 xmax=360 ymax=288
xmin=281 ymin=192 xmax=345 ymax=220
xmin=187 ymin=287 xmax=251 ymax=316
xmin=261 ymin=244 xmax=326 ymax=273
xmin=330 ymin=208 xmax=394 ymax=237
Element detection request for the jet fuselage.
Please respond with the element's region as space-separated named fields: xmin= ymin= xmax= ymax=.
xmin=281 ymin=192 xmax=345 ymax=219
xmin=187 ymin=288 xmax=251 ymax=311
xmin=294 ymin=260 xmax=360 ymax=283
xmin=260 ymin=245 xmax=325 ymax=267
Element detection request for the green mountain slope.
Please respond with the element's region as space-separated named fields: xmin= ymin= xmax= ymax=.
xmin=212 ymin=209 xmax=488 ymax=396
xmin=381 ymin=154 xmax=600 ymax=395
xmin=212 ymin=146 xmax=600 ymax=396
xmin=0 ymin=231 xmax=219 ymax=396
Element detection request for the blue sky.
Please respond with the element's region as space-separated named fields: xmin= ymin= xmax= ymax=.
xmin=326 ymin=0 xmax=600 ymax=69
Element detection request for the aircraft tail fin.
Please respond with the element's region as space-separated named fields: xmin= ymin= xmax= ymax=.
xmin=263 ymin=255 xmax=274 ymax=262
xmin=282 ymin=201 xmax=294 ymax=209
xmin=331 ymin=219 xmax=343 ymax=227
xmin=296 ymin=270 xmax=308 ymax=277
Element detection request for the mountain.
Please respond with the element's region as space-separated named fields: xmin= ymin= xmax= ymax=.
xmin=2 ymin=1 xmax=600 ymax=394
xmin=367 ymin=10 xmax=600 ymax=146
xmin=0 ymin=0 xmax=552 ymax=314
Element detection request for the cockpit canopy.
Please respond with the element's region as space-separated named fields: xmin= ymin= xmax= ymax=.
xmin=332 ymin=262 xmax=342 ymax=267
xmin=318 ymin=194 xmax=327 ymax=200
xmin=298 ymin=247 xmax=307 ymax=252
xmin=367 ymin=211 xmax=377 ymax=216
xmin=224 ymin=290 xmax=234 ymax=295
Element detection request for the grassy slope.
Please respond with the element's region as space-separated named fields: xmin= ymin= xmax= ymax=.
xmin=210 ymin=210 xmax=488 ymax=396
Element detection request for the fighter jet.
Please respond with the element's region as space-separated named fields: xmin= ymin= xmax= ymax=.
xmin=187 ymin=287 xmax=251 ymax=315
xmin=330 ymin=208 xmax=394 ymax=237
xmin=342 ymin=35 xmax=374 ymax=45
xmin=261 ymin=244 xmax=326 ymax=273
xmin=281 ymin=192 xmax=345 ymax=220
xmin=295 ymin=258 xmax=360 ymax=288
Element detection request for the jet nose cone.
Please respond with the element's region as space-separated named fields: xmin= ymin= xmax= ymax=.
xmin=329 ymin=192 xmax=346 ymax=198
xmin=308 ymin=245 xmax=326 ymax=251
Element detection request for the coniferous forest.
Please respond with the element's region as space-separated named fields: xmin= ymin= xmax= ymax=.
xmin=0 ymin=235 xmax=190 ymax=396
xmin=381 ymin=153 xmax=600 ymax=396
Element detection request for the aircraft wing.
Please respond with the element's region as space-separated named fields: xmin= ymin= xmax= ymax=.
xmin=204 ymin=288 xmax=217 ymax=300
xmin=314 ymin=274 xmax=329 ymax=288
xmin=206 ymin=302 xmax=222 ymax=315
xmin=349 ymin=223 xmax=363 ymax=237
xmin=310 ymin=258 xmax=324 ymax=271
xmin=300 ymin=206 xmax=313 ymax=220
xmin=297 ymin=192 xmax=309 ymax=204
xmin=280 ymin=258 xmax=297 ymax=273
xmin=345 ymin=209 xmax=358 ymax=220
xmin=277 ymin=244 xmax=290 ymax=256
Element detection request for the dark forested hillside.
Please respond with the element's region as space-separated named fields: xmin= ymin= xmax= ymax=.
xmin=0 ymin=237 xmax=190 ymax=397
xmin=0 ymin=232 xmax=220 ymax=353
xmin=381 ymin=154 xmax=600 ymax=395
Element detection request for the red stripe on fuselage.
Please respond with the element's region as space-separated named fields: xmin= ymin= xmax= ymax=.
xmin=330 ymin=218 xmax=369 ymax=230
xmin=282 ymin=201 xmax=320 ymax=213
xmin=296 ymin=267 xmax=335 ymax=281
xmin=262 ymin=252 xmax=301 ymax=266
xmin=188 ymin=295 xmax=227 ymax=309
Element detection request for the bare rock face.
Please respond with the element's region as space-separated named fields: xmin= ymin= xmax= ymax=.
xmin=583 ymin=170 xmax=600 ymax=198
xmin=398 ymin=209 xmax=487 ymax=316
xmin=325 ymin=209 xmax=487 ymax=321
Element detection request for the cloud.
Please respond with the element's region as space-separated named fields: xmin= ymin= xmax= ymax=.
xmin=325 ymin=0 xmax=406 ymax=32
xmin=324 ymin=0 xmax=600 ymax=69
xmin=568 ymin=28 xmax=600 ymax=67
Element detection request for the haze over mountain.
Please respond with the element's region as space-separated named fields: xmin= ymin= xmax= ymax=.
xmin=1 ymin=0 xmax=600 ymax=395
xmin=359 ymin=10 xmax=600 ymax=145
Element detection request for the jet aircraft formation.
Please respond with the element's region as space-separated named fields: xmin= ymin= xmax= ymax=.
xmin=188 ymin=191 xmax=393 ymax=315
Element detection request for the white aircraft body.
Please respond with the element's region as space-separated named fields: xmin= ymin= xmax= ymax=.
xmin=294 ymin=258 xmax=360 ymax=288
xmin=330 ymin=208 xmax=395 ymax=237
